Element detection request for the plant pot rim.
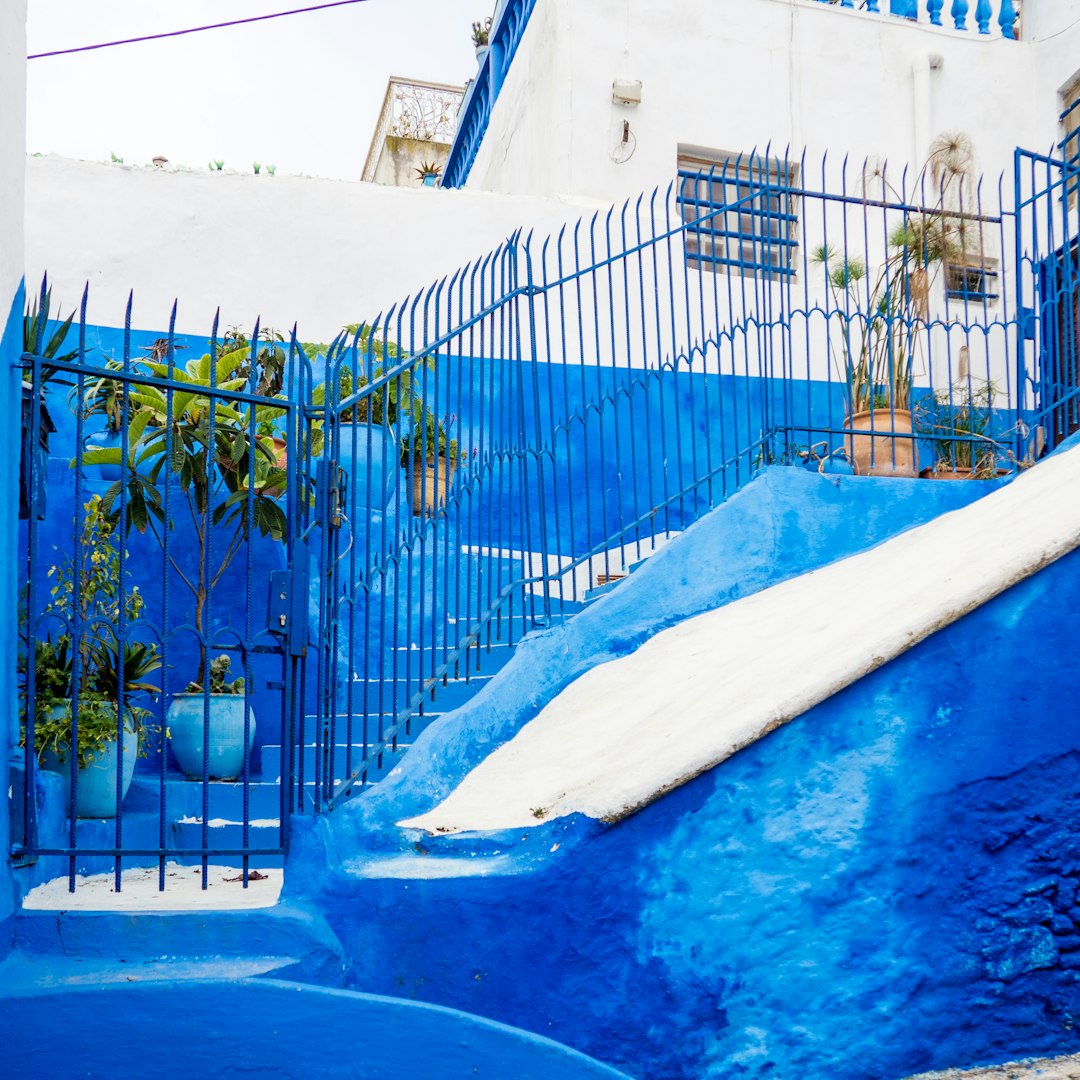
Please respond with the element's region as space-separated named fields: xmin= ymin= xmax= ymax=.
xmin=406 ymin=454 xmax=459 ymax=465
xmin=846 ymin=408 xmax=914 ymax=423
xmin=171 ymin=691 xmax=247 ymax=699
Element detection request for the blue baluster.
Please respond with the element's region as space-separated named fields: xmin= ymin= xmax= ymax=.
xmin=866 ymin=0 xmax=879 ymax=12
xmin=890 ymin=0 xmax=917 ymax=19
xmin=998 ymin=0 xmax=1016 ymax=39
xmin=928 ymin=0 xmax=943 ymax=25
xmin=952 ymin=0 xmax=969 ymax=30
xmin=975 ymin=0 xmax=991 ymax=32
xmin=841 ymin=0 xmax=853 ymax=8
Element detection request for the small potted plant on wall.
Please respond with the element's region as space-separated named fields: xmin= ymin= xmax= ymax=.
xmin=472 ymin=17 xmax=491 ymax=63
xmin=415 ymin=160 xmax=443 ymax=188
xmin=400 ymin=410 xmax=459 ymax=516
xmin=23 ymin=495 xmax=161 ymax=818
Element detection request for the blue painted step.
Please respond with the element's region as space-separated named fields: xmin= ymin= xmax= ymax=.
xmin=126 ymin=777 xmax=286 ymax=821
xmin=259 ymin=739 xmax=425 ymax=784
xmin=168 ymin=819 xmax=283 ymax=870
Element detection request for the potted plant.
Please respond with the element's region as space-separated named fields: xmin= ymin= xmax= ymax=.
xmin=91 ymin=347 xmax=288 ymax=780
xmin=400 ymin=411 xmax=459 ymax=516
xmin=22 ymin=495 xmax=161 ymax=818
xmin=166 ymin=654 xmax=251 ymax=780
xmin=415 ymin=160 xmax=442 ymax=188
xmin=472 ymin=17 xmax=491 ymax=63
xmin=814 ymin=134 xmax=978 ymax=477
xmin=915 ymin=377 xmax=1001 ymax=478
xmin=308 ymin=326 xmax=433 ymax=514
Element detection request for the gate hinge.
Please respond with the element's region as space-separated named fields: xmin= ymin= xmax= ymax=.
xmin=316 ymin=459 xmax=345 ymax=529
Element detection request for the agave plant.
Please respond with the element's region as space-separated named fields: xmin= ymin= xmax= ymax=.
xmin=23 ymin=285 xmax=76 ymax=386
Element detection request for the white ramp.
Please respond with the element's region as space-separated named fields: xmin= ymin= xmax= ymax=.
xmin=402 ymin=445 xmax=1080 ymax=835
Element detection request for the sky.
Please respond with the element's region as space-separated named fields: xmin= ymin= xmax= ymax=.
xmin=26 ymin=0 xmax=485 ymax=180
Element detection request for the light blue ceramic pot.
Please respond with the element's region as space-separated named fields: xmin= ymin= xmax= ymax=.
xmin=337 ymin=422 xmax=398 ymax=514
xmin=167 ymin=694 xmax=256 ymax=780
xmin=40 ymin=704 xmax=138 ymax=819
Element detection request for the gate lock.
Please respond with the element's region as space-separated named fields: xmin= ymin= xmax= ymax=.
xmin=266 ymin=544 xmax=310 ymax=657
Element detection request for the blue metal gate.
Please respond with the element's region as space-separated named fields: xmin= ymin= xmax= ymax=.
xmin=1015 ymin=140 xmax=1080 ymax=456
xmin=16 ymin=289 xmax=310 ymax=891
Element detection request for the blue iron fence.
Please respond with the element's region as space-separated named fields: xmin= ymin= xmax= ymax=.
xmin=315 ymin=146 xmax=1029 ymax=809
xmin=16 ymin=140 xmax=1073 ymax=886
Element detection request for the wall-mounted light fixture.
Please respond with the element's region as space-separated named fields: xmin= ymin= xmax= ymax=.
xmin=612 ymin=79 xmax=642 ymax=106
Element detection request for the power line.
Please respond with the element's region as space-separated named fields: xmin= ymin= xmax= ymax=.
xmin=28 ymin=0 xmax=369 ymax=60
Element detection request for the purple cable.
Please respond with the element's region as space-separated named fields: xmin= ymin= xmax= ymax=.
xmin=28 ymin=0 xmax=369 ymax=60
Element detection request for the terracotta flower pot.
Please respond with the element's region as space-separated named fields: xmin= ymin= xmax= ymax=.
xmin=409 ymin=456 xmax=457 ymax=516
xmin=845 ymin=409 xmax=917 ymax=477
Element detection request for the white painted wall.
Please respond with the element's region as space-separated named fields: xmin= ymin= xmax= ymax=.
xmin=24 ymin=155 xmax=602 ymax=339
xmin=24 ymin=149 xmax=1019 ymax=419
xmin=1 ymin=7 xmax=25 ymax=316
xmin=468 ymin=0 xmax=1079 ymax=205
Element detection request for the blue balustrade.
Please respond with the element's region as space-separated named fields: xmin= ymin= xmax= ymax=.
xmin=999 ymin=0 xmax=1016 ymax=38
xmin=952 ymin=0 xmax=969 ymax=31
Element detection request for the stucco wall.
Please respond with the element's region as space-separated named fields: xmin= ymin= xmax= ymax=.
xmin=0 ymin=0 xmax=27 ymax=956
xmin=24 ymin=155 xmax=601 ymax=340
xmin=290 ymin=464 xmax=1080 ymax=1078
xmin=468 ymin=0 xmax=1078 ymax=204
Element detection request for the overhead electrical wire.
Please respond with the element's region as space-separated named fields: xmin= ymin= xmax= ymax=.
xmin=28 ymin=0 xmax=369 ymax=60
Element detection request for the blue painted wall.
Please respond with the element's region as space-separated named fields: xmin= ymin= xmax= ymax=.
xmin=287 ymin=464 xmax=1080 ymax=1079
xmin=0 ymin=977 xmax=631 ymax=1079
xmin=0 ymin=280 xmax=25 ymax=958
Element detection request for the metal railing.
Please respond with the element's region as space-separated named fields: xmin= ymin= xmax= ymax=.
xmin=442 ymin=0 xmax=537 ymax=190
xmin=18 ymin=143 xmax=1074 ymax=877
xmin=315 ymin=148 xmax=1034 ymax=808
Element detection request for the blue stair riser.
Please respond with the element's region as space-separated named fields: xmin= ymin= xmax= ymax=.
xmin=127 ymin=779 xmax=287 ymax=822
xmin=259 ymin=743 xmax=414 ymax=783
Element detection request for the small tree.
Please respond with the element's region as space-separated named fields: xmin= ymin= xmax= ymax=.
xmin=91 ymin=346 xmax=287 ymax=679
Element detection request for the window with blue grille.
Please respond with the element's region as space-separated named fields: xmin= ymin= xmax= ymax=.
xmin=946 ymin=261 xmax=999 ymax=305
xmin=676 ymin=148 xmax=799 ymax=279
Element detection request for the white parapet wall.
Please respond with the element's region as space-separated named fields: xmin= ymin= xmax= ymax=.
xmin=401 ymin=442 xmax=1080 ymax=834
xmin=24 ymin=154 xmax=603 ymax=339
